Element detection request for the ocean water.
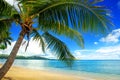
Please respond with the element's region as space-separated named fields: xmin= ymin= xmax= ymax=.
xmin=0 ymin=59 xmax=120 ymax=75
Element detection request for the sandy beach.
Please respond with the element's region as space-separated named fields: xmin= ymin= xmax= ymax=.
xmin=0 ymin=64 xmax=120 ymax=80
xmin=0 ymin=65 xmax=83 ymax=80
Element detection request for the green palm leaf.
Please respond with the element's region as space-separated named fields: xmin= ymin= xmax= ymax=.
xmin=23 ymin=0 xmax=113 ymax=33
xmin=42 ymin=32 xmax=75 ymax=62
xmin=40 ymin=22 xmax=84 ymax=48
xmin=0 ymin=0 xmax=20 ymax=32
xmin=0 ymin=45 xmax=6 ymax=50
xmin=31 ymin=29 xmax=45 ymax=53
xmin=0 ymin=0 xmax=12 ymax=15
xmin=0 ymin=32 xmax=12 ymax=49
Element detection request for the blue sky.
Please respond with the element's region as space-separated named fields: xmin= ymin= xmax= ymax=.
xmin=0 ymin=0 xmax=120 ymax=60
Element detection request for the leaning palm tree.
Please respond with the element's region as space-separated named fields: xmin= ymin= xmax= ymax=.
xmin=0 ymin=0 xmax=113 ymax=79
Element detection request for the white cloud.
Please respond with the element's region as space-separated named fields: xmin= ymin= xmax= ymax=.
xmin=5 ymin=0 xmax=19 ymax=11
xmin=96 ymin=45 xmax=120 ymax=54
xmin=100 ymin=29 xmax=120 ymax=43
xmin=74 ymin=45 xmax=120 ymax=60
xmin=5 ymin=0 xmax=14 ymax=5
xmin=94 ymin=42 xmax=98 ymax=45
xmin=0 ymin=38 xmax=55 ymax=59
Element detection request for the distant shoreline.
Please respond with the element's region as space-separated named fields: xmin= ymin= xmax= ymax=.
xmin=0 ymin=54 xmax=50 ymax=60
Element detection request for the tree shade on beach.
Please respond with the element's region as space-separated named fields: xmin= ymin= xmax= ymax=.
xmin=0 ymin=0 xmax=113 ymax=79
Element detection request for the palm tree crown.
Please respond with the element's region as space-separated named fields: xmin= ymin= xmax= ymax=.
xmin=0 ymin=0 xmax=113 ymax=62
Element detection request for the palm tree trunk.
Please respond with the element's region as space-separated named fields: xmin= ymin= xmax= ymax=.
xmin=0 ymin=30 xmax=26 ymax=79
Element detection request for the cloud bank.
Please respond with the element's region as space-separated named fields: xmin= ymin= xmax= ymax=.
xmin=0 ymin=37 xmax=120 ymax=60
xmin=74 ymin=45 xmax=120 ymax=60
xmin=100 ymin=29 xmax=120 ymax=43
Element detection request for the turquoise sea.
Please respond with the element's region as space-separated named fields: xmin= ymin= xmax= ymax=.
xmin=0 ymin=59 xmax=120 ymax=74
xmin=0 ymin=59 xmax=120 ymax=79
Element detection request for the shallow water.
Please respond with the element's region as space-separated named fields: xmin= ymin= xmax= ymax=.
xmin=0 ymin=59 xmax=120 ymax=74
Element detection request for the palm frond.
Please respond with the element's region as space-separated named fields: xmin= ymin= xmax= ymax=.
xmin=0 ymin=21 xmax=10 ymax=32
xmin=42 ymin=32 xmax=75 ymax=65
xmin=0 ymin=0 xmax=20 ymax=32
xmin=24 ymin=0 xmax=113 ymax=33
xmin=0 ymin=32 xmax=12 ymax=48
xmin=0 ymin=0 xmax=12 ymax=15
xmin=89 ymin=0 xmax=104 ymax=4
xmin=31 ymin=29 xmax=45 ymax=53
xmin=0 ymin=0 xmax=18 ymax=17
xmin=12 ymin=13 xmax=21 ymax=23
xmin=40 ymin=22 xmax=84 ymax=48
xmin=0 ymin=45 xmax=6 ymax=50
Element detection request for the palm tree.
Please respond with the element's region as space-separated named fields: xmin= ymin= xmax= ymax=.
xmin=0 ymin=0 xmax=113 ymax=79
